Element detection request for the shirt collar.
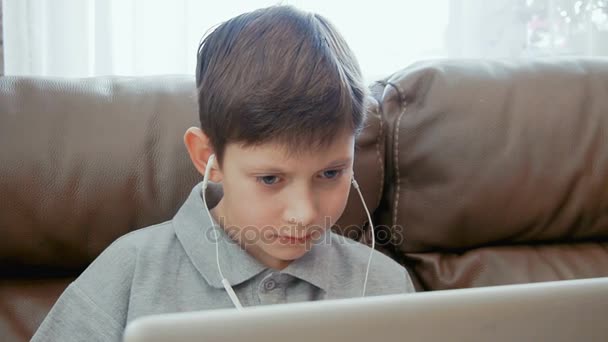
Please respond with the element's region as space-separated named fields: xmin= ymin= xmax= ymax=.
xmin=281 ymin=232 xmax=332 ymax=293
xmin=173 ymin=182 xmax=332 ymax=292
xmin=174 ymin=182 xmax=267 ymax=288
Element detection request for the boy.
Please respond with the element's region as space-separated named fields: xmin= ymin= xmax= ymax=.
xmin=32 ymin=5 xmax=415 ymax=341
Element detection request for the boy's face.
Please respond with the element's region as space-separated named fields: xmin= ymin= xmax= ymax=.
xmin=211 ymin=130 xmax=355 ymax=270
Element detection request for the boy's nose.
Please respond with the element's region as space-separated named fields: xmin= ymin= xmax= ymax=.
xmin=282 ymin=188 xmax=317 ymax=227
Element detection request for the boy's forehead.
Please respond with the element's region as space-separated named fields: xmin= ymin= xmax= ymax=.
xmin=226 ymin=134 xmax=355 ymax=168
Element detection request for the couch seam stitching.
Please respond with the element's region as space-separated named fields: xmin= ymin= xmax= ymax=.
xmin=392 ymin=103 xmax=407 ymax=229
xmin=374 ymin=107 xmax=385 ymax=210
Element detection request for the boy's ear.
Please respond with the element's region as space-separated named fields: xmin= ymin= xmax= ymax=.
xmin=183 ymin=127 xmax=223 ymax=183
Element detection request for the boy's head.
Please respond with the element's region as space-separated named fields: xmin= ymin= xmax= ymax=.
xmin=184 ymin=5 xmax=368 ymax=269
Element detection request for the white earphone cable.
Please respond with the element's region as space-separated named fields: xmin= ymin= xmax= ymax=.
xmin=351 ymin=176 xmax=375 ymax=297
xmin=202 ymin=154 xmax=244 ymax=310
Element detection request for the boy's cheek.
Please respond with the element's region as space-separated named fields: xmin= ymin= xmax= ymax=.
xmin=323 ymin=185 xmax=351 ymax=221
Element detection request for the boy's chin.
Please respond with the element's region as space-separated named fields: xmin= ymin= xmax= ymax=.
xmin=265 ymin=244 xmax=311 ymax=261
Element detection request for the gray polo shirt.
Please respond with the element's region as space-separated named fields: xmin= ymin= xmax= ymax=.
xmin=32 ymin=182 xmax=415 ymax=341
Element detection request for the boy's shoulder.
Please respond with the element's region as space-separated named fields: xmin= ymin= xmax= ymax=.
xmin=322 ymin=231 xmax=414 ymax=295
xmin=77 ymin=221 xmax=177 ymax=284
xmin=110 ymin=220 xmax=176 ymax=251
xmin=31 ymin=221 xmax=182 ymax=341
xmin=78 ymin=221 xmax=175 ymax=272
xmin=325 ymin=230 xmax=405 ymax=275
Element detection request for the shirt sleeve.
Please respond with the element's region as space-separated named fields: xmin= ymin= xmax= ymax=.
xmin=31 ymin=283 xmax=124 ymax=342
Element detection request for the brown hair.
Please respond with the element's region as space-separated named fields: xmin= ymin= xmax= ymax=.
xmin=195 ymin=5 xmax=367 ymax=165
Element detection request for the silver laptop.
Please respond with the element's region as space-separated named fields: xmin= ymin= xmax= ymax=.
xmin=123 ymin=277 xmax=608 ymax=342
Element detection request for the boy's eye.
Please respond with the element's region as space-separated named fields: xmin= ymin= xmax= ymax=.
xmin=321 ymin=169 xmax=343 ymax=179
xmin=257 ymin=175 xmax=279 ymax=185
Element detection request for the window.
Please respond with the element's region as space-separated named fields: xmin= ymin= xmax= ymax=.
xmin=2 ymin=0 xmax=606 ymax=79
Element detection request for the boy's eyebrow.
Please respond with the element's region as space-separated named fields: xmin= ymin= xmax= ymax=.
xmin=247 ymin=157 xmax=352 ymax=173
xmin=326 ymin=157 xmax=352 ymax=166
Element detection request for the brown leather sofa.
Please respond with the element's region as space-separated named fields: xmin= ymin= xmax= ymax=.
xmin=2 ymin=58 xmax=608 ymax=341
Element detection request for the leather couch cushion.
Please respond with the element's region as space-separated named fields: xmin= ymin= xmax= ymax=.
xmin=407 ymin=242 xmax=608 ymax=290
xmin=0 ymin=76 xmax=202 ymax=268
xmin=377 ymin=59 xmax=608 ymax=254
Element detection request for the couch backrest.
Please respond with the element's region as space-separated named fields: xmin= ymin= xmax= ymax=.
xmin=375 ymin=58 xmax=608 ymax=290
xmin=0 ymin=76 xmax=201 ymax=270
xmin=0 ymin=76 xmax=384 ymax=272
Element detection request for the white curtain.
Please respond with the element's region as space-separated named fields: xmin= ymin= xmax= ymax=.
xmin=3 ymin=0 xmax=607 ymax=80
xmin=0 ymin=2 xmax=4 ymax=75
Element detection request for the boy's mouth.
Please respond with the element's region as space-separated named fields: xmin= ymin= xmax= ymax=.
xmin=276 ymin=234 xmax=313 ymax=244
